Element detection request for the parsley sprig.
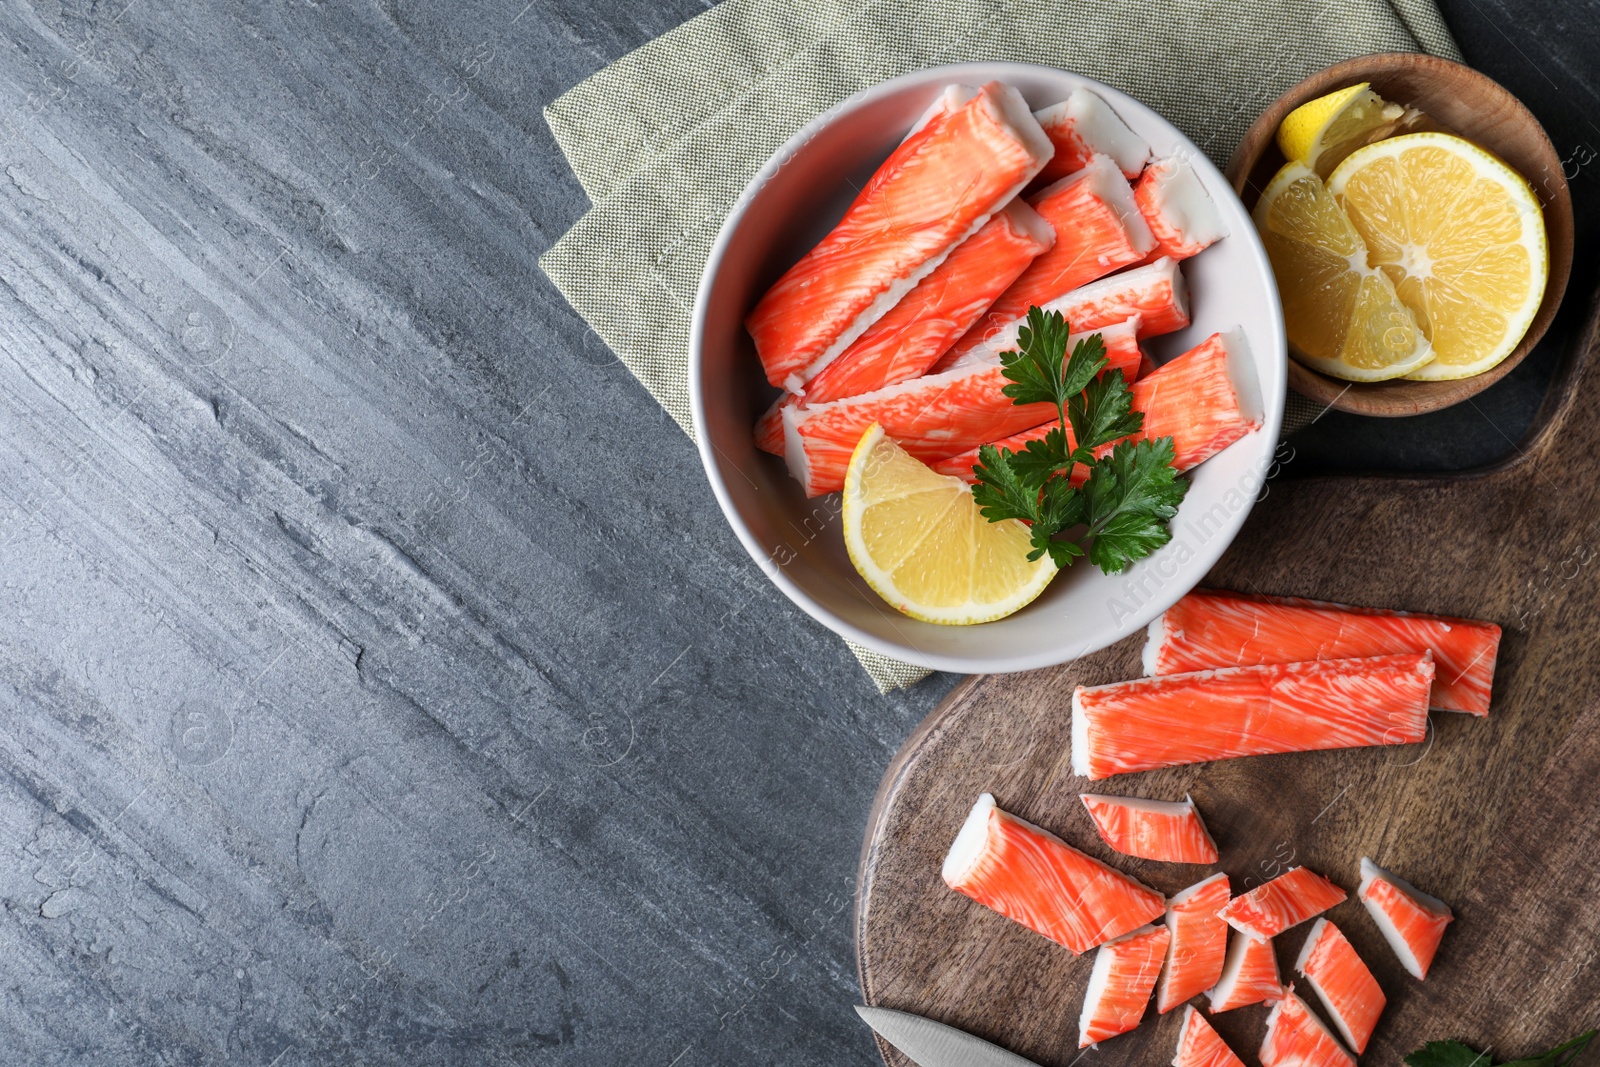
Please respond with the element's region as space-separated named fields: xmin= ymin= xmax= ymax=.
xmin=971 ymin=306 xmax=1187 ymax=573
xmin=1406 ymin=1030 xmax=1596 ymax=1067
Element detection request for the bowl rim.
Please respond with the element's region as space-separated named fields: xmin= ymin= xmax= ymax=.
xmin=689 ymin=61 xmax=1286 ymax=674
xmin=1225 ymin=51 xmax=1575 ymax=418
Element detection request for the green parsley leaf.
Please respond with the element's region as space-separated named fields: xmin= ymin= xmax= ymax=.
xmin=1033 ymin=476 xmax=1086 ymax=567
xmin=971 ymin=445 xmax=1039 ymax=526
xmin=1068 ymin=367 xmax=1145 ymax=461
xmin=997 ymin=307 xmax=1081 ymax=410
xmin=1406 ymin=1042 xmax=1494 ymax=1067
xmin=1081 ymin=437 xmax=1189 ymax=574
xmin=1405 ymin=1029 xmax=1596 ymax=1067
xmin=1009 ymin=427 xmax=1070 ymax=489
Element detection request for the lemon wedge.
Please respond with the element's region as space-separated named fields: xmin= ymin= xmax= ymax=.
xmin=1329 ymin=132 xmax=1548 ymax=381
xmin=1253 ymin=161 xmax=1434 ymax=381
xmin=842 ymin=423 xmax=1056 ymax=625
xmin=1277 ymin=82 xmax=1427 ymax=178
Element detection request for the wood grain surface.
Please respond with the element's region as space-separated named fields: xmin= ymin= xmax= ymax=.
xmin=855 ymin=290 xmax=1600 ymax=1067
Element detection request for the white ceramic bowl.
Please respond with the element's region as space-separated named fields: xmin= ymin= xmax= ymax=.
xmin=690 ymin=62 xmax=1286 ymax=674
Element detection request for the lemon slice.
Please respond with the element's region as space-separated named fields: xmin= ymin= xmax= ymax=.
xmin=842 ymin=423 xmax=1056 ymax=625
xmin=1252 ymin=161 xmax=1434 ymax=381
xmin=1329 ymin=132 xmax=1548 ymax=381
xmin=1277 ymin=82 xmax=1426 ymax=178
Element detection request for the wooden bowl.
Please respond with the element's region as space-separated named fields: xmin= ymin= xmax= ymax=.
xmin=1225 ymin=53 xmax=1574 ymax=417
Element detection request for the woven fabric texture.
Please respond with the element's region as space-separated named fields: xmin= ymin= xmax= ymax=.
xmin=540 ymin=0 xmax=1460 ymax=692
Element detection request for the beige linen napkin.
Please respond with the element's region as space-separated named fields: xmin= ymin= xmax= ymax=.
xmin=539 ymin=0 xmax=1460 ymax=692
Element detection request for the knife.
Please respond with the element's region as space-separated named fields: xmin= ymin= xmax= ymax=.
xmin=855 ymin=1005 xmax=1046 ymax=1067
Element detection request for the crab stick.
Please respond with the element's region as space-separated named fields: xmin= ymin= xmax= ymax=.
xmin=1080 ymin=923 xmax=1170 ymax=1047
xmin=1158 ymin=873 xmax=1231 ymax=1013
xmin=1174 ymin=1006 xmax=1247 ymax=1067
xmin=1071 ymin=653 xmax=1434 ymax=780
xmin=1358 ymin=857 xmax=1453 ymax=979
xmin=946 ymin=155 xmax=1154 ymax=365
xmin=1209 ymin=930 xmax=1283 ymax=1011
xmin=1222 ymin=867 xmax=1348 ymax=940
xmin=933 ymin=255 xmax=1189 ymax=371
xmin=933 ymin=329 xmax=1258 ymax=481
xmin=784 ymin=319 xmax=1142 ymax=496
xmin=1034 ymin=88 xmax=1152 ymax=183
xmin=1135 ymin=155 xmax=1228 ymax=263
xmin=1144 ymin=589 xmax=1501 ymax=716
xmin=943 ymin=793 xmax=1166 ymax=955
xmin=1295 ymin=918 xmax=1385 ymax=1053
xmin=746 ymin=82 xmax=1053 ymax=391
xmin=800 ymin=199 xmax=1057 ymax=403
xmin=1081 ymin=794 xmax=1219 ymax=864
xmin=1260 ymin=987 xmax=1356 ymax=1067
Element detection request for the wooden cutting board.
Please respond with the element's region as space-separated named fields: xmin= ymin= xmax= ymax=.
xmin=855 ymin=292 xmax=1600 ymax=1067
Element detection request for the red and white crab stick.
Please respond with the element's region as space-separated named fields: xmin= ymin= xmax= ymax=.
xmin=1208 ymin=930 xmax=1283 ymax=1012
xmin=1295 ymin=918 xmax=1386 ymax=1054
xmin=1079 ymin=923 xmax=1170 ymax=1047
xmin=745 ymin=82 xmax=1053 ymax=391
xmin=1358 ymin=857 xmax=1454 ymax=979
xmin=1158 ymin=872 xmax=1231 ymax=1013
xmin=933 ymin=329 xmax=1259 ymax=483
xmin=1221 ymin=866 xmax=1348 ymax=940
xmin=1033 ymin=87 xmax=1152 ymax=183
xmin=1071 ymin=653 xmax=1434 ymax=780
xmin=1262 ymin=987 xmax=1357 ymax=1067
xmin=1081 ymin=794 xmax=1219 ymax=864
xmin=942 ymin=793 xmax=1166 ymax=955
xmin=1145 ymin=588 xmax=1502 ymax=716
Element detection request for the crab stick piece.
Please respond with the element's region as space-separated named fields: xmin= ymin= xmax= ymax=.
xmin=1222 ymin=867 xmax=1348 ymax=940
xmin=1358 ymin=857 xmax=1453 ymax=979
xmin=746 ymin=82 xmax=1053 ymax=391
xmin=945 ymin=155 xmax=1154 ymax=365
xmin=943 ymin=793 xmax=1167 ymax=955
xmin=1034 ymin=88 xmax=1152 ymax=183
xmin=1209 ymin=931 xmax=1283 ymax=1011
xmin=1144 ymin=589 xmax=1501 ymax=716
xmin=1158 ymin=873 xmax=1231 ymax=1013
xmin=933 ymin=329 xmax=1257 ymax=481
xmin=1134 ymin=155 xmax=1228 ymax=263
xmin=800 ymin=200 xmax=1057 ymax=404
xmin=1295 ymin=919 xmax=1385 ymax=1053
xmin=1079 ymin=923 xmax=1171 ymax=1047
xmin=1081 ymin=794 xmax=1219 ymax=864
xmin=1174 ymin=1005 xmax=1248 ymax=1067
xmin=1071 ymin=653 xmax=1434 ymax=780
xmin=1260 ymin=987 xmax=1356 ymax=1067
xmin=784 ymin=319 xmax=1142 ymax=496
xmin=933 ymin=256 xmax=1188 ymax=371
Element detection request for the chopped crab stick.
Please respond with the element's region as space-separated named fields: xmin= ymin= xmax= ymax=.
xmin=745 ymin=82 xmax=1052 ymax=390
xmin=753 ymin=396 xmax=787 ymax=454
xmin=1081 ymin=794 xmax=1219 ymax=864
xmin=1080 ymin=923 xmax=1171 ymax=1047
xmin=1144 ymin=589 xmax=1501 ymax=716
xmin=1173 ymin=1006 xmax=1248 ymax=1067
xmin=1034 ymin=88 xmax=1152 ymax=182
xmin=943 ymin=793 xmax=1167 ymax=955
xmin=1221 ymin=867 xmax=1348 ymax=940
xmin=936 ymin=330 xmax=1260 ymax=482
xmin=1071 ymin=652 xmax=1434 ymax=780
xmin=801 ymin=199 xmax=1057 ymax=404
xmin=1260 ymin=987 xmax=1356 ymax=1067
xmin=1134 ymin=155 xmax=1228 ymax=262
xmin=933 ymin=256 xmax=1188 ymax=371
xmin=947 ymin=155 xmax=1155 ymax=365
xmin=1358 ymin=857 xmax=1453 ymax=979
xmin=1295 ymin=918 xmax=1385 ymax=1053
xmin=1158 ymin=873 xmax=1231 ymax=1013
xmin=785 ymin=319 xmax=1142 ymax=496
xmin=1209 ymin=931 xmax=1283 ymax=1011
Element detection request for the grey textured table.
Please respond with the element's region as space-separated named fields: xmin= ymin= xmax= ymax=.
xmin=0 ymin=2 xmax=1593 ymax=1064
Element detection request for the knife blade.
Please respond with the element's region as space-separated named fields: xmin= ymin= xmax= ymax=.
xmin=855 ymin=1005 xmax=1046 ymax=1067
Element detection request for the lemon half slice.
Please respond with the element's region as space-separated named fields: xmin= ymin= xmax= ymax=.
xmin=1253 ymin=161 xmax=1434 ymax=381
xmin=842 ymin=424 xmax=1056 ymax=625
xmin=1329 ymin=132 xmax=1548 ymax=381
xmin=1277 ymin=82 xmax=1427 ymax=178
